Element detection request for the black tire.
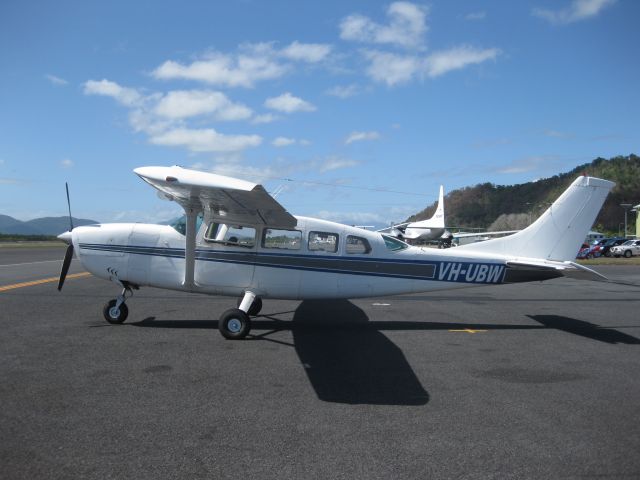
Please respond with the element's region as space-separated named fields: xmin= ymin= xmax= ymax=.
xmin=624 ymin=250 xmax=632 ymax=258
xmin=219 ymin=308 xmax=251 ymax=340
xmin=236 ymin=296 xmax=263 ymax=316
xmin=586 ymin=253 xmax=593 ymax=259
xmin=103 ymin=299 xmax=129 ymax=324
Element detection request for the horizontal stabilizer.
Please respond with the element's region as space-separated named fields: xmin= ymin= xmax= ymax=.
xmin=505 ymin=259 xmax=608 ymax=283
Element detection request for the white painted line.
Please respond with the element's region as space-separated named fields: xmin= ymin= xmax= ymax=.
xmin=0 ymin=260 xmax=61 ymax=268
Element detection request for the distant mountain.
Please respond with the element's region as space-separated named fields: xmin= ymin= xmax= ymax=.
xmin=0 ymin=215 xmax=99 ymax=235
xmin=407 ymin=154 xmax=640 ymax=232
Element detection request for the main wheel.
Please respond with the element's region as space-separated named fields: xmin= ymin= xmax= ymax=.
xmin=236 ymin=296 xmax=263 ymax=316
xmin=103 ymin=299 xmax=129 ymax=324
xmin=624 ymin=250 xmax=632 ymax=258
xmin=219 ymin=308 xmax=251 ymax=340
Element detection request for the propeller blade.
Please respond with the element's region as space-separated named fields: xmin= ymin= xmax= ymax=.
xmin=65 ymin=182 xmax=74 ymax=231
xmin=57 ymin=244 xmax=74 ymax=291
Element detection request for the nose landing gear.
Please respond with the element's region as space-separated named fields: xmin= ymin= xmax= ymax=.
xmin=103 ymin=286 xmax=134 ymax=324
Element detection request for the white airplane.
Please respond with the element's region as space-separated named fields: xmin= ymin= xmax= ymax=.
xmin=57 ymin=166 xmax=613 ymax=340
xmin=382 ymin=185 xmax=446 ymax=242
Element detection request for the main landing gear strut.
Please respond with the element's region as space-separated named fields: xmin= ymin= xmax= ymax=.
xmin=218 ymin=291 xmax=262 ymax=340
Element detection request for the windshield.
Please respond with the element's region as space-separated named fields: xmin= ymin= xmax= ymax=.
xmin=169 ymin=214 xmax=203 ymax=235
xmin=622 ymin=240 xmax=634 ymax=246
xmin=382 ymin=234 xmax=408 ymax=251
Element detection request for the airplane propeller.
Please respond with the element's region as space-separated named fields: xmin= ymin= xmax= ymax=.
xmin=57 ymin=183 xmax=74 ymax=291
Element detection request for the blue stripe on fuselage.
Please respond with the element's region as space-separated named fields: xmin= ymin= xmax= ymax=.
xmin=78 ymin=243 xmax=505 ymax=284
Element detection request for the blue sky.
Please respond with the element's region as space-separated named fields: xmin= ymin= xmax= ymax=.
xmin=1 ymin=0 xmax=638 ymax=226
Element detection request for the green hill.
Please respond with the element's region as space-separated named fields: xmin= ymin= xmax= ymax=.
xmin=407 ymin=154 xmax=640 ymax=234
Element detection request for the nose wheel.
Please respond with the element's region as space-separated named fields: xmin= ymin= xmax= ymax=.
xmin=103 ymin=286 xmax=133 ymax=324
xmin=103 ymin=299 xmax=129 ymax=324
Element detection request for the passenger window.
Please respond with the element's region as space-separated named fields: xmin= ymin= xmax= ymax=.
xmin=204 ymin=223 xmax=256 ymax=248
xmin=262 ymin=229 xmax=302 ymax=250
xmin=346 ymin=235 xmax=372 ymax=254
xmin=308 ymin=231 xmax=338 ymax=253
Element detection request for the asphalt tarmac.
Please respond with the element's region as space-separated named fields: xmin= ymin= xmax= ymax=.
xmin=1 ymin=246 xmax=639 ymax=479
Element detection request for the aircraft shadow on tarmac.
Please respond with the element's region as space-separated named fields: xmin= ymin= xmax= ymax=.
xmin=128 ymin=303 xmax=640 ymax=405
xmin=528 ymin=315 xmax=640 ymax=345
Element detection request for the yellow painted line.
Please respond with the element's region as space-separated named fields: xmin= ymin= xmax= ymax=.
xmin=449 ymin=329 xmax=488 ymax=334
xmin=0 ymin=272 xmax=91 ymax=292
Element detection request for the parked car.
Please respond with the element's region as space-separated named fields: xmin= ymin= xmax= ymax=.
xmin=599 ymin=237 xmax=628 ymax=257
xmin=576 ymin=243 xmax=591 ymax=259
xmin=610 ymin=239 xmax=640 ymax=258
xmin=585 ymin=239 xmax=607 ymax=259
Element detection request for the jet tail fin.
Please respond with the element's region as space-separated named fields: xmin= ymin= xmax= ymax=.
xmin=458 ymin=176 xmax=614 ymax=262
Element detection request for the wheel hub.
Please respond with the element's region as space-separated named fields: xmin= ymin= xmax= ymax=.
xmin=109 ymin=306 xmax=120 ymax=319
xmin=227 ymin=318 xmax=242 ymax=333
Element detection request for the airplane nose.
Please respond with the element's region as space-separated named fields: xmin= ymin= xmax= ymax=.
xmin=58 ymin=231 xmax=72 ymax=245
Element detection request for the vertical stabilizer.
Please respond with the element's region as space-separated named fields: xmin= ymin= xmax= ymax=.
xmin=433 ymin=185 xmax=445 ymax=228
xmin=402 ymin=185 xmax=446 ymax=240
xmin=457 ymin=176 xmax=614 ymax=261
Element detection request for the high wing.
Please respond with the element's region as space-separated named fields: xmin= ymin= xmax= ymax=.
xmin=134 ymin=165 xmax=296 ymax=228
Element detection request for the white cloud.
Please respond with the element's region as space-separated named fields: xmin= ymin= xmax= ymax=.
xmin=532 ymin=0 xmax=616 ymax=25
xmin=424 ymin=46 xmax=500 ymax=78
xmin=264 ymin=92 xmax=316 ymax=113
xmin=319 ymin=156 xmax=361 ymax=173
xmin=154 ymin=90 xmax=252 ymax=121
xmin=465 ymin=11 xmax=486 ymax=21
xmin=364 ymin=51 xmax=421 ymax=86
xmin=345 ymin=131 xmax=380 ymax=145
xmin=45 ymin=74 xmax=68 ymax=86
xmin=340 ymin=2 xmax=428 ymax=49
xmin=544 ymin=129 xmax=573 ymax=139
xmin=281 ymin=41 xmax=332 ymax=63
xmin=315 ymin=210 xmax=385 ymax=224
xmin=326 ymin=84 xmax=362 ymax=98
xmin=272 ymin=137 xmax=296 ymax=147
xmin=83 ymin=79 xmax=143 ymax=107
xmin=152 ymin=47 xmax=288 ymax=88
xmin=494 ymin=156 xmax=556 ymax=174
xmin=149 ymin=128 xmax=262 ymax=152
xmin=60 ymin=158 xmax=74 ymax=169
xmin=251 ymin=113 xmax=280 ymax=124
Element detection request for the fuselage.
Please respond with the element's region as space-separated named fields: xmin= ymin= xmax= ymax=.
xmin=69 ymin=216 xmax=549 ymax=300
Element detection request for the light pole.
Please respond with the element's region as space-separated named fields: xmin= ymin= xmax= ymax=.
xmin=621 ymin=203 xmax=632 ymax=238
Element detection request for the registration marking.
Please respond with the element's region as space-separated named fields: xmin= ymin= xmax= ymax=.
xmin=0 ymin=272 xmax=91 ymax=292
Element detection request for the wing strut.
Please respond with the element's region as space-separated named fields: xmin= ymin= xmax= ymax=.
xmin=183 ymin=206 xmax=198 ymax=289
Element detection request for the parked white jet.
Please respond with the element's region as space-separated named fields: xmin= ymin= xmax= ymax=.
xmin=57 ymin=166 xmax=613 ymax=339
xmin=382 ymin=185 xmax=446 ymax=242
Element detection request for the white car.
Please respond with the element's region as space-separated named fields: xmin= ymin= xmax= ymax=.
xmin=610 ymin=239 xmax=640 ymax=258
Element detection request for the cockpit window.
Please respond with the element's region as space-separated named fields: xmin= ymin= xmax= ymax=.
xmin=204 ymin=223 xmax=256 ymax=248
xmin=382 ymin=234 xmax=408 ymax=251
xmin=169 ymin=214 xmax=203 ymax=235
